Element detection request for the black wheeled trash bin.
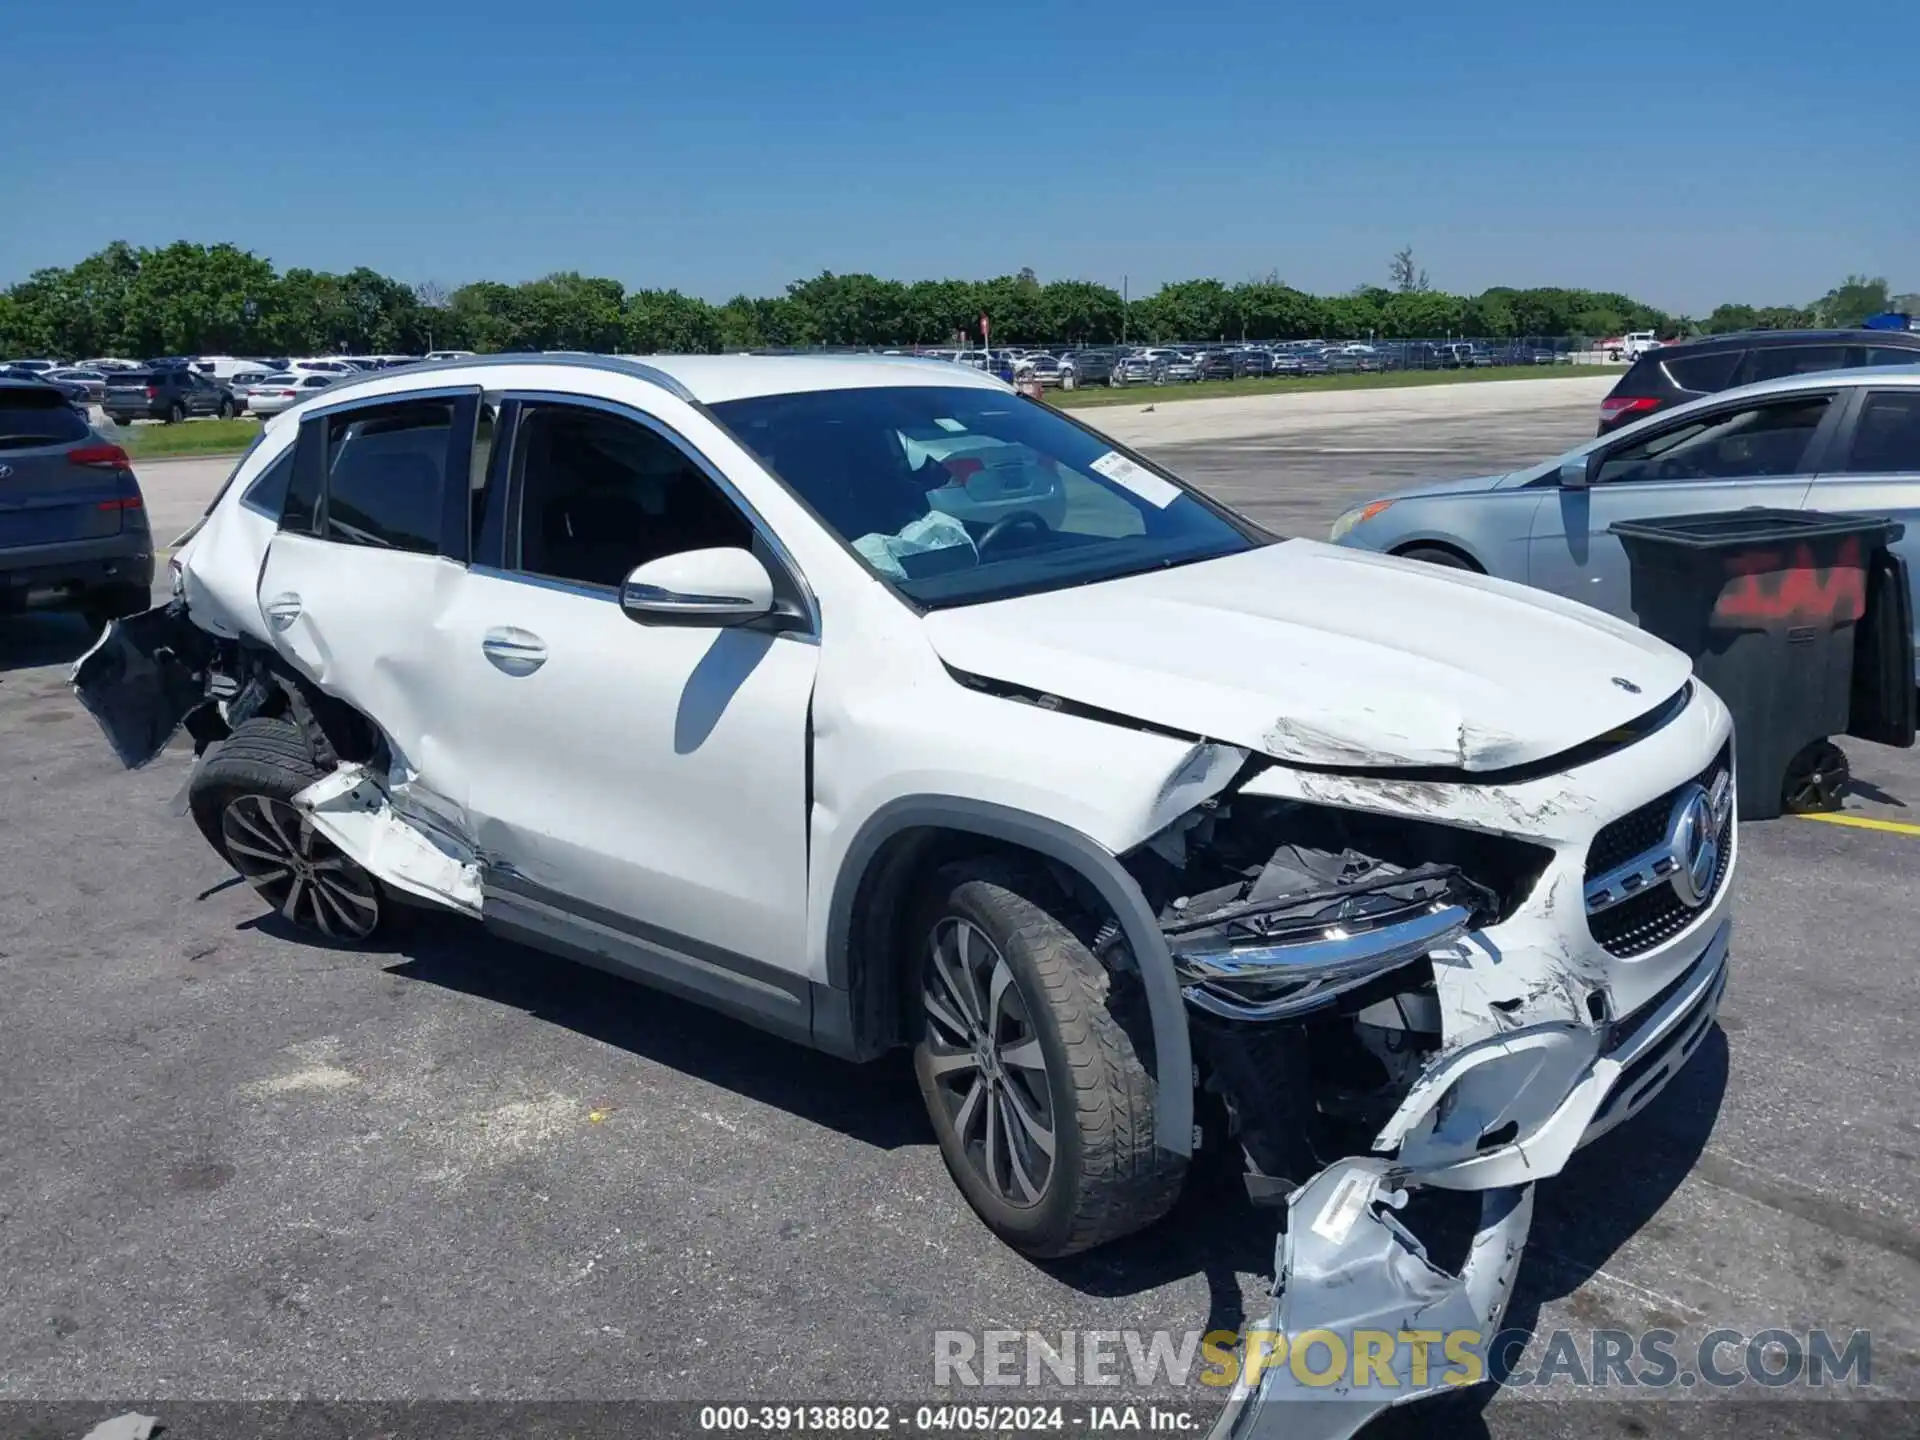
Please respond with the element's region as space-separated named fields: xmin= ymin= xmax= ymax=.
xmin=1610 ymin=509 xmax=1915 ymax=820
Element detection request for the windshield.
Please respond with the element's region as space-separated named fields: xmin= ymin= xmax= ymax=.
xmin=709 ymin=386 xmax=1260 ymax=607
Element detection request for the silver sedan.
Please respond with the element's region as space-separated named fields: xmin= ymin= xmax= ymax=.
xmin=1331 ymin=366 xmax=1920 ymax=666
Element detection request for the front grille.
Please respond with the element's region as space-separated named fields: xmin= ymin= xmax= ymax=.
xmin=1586 ymin=747 xmax=1733 ymax=958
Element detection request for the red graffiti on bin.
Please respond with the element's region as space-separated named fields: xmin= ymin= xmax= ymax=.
xmin=1713 ymin=536 xmax=1866 ymax=626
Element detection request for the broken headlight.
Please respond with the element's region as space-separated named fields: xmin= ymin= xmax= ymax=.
xmin=1164 ymin=844 xmax=1495 ymax=1022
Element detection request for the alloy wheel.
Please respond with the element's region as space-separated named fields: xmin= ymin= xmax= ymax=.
xmin=922 ymin=917 xmax=1057 ymax=1207
xmin=220 ymin=793 xmax=380 ymax=939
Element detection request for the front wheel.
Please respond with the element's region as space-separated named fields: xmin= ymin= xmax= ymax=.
xmin=166 ymin=402 xmax=185 ymax=424
xmin=912 ymin=860 xmax=1185 ymax=1257
xmin=217 ymin=399 xmax=234 ymax=419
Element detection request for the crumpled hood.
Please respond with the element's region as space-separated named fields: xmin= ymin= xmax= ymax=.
xmin=923 ymin=540 xmax=1692 ymax=771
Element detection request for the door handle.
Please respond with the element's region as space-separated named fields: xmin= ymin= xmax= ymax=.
xmin=264 ymin=592 xmax=302 ymax=630
xmin=482 ymin=626 xmax=548 ymax=676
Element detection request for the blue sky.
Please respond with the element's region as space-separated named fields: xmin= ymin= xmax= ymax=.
xmin=6 ymin=0 xmax=1915 ymax=312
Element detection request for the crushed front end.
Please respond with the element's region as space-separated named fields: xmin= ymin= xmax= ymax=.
xmin=1115 ymin=684 xmax=1737 ymax=1440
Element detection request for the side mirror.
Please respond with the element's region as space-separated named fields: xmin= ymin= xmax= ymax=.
xmin=1559 ymin=453 xmax=1598 ymax=490
xmin=620 ymin=547 xmax=774 ymax=627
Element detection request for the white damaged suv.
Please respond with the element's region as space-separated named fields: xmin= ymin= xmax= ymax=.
xmin=75 ymin=354 xmax=1732 ymax=1427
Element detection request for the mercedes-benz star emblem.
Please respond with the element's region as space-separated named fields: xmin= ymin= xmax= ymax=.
xmin=1611 ymin=676 xmax=1642 ymax=693
xmin=1668 ymin=787 xmax=1719 ymax=909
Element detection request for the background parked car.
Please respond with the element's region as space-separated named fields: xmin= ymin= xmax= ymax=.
xmin=1014 ymin=354 xmax=1064 ymax=388
xmin=46 ymin=368 xmax=110 ymax=402
xmin=244 ymin=371 xmax=338 ymax=416
xmin=2 ymin=366 xmax=91 ymax=411
xmin=0 ymin=377 xmax=153 ymax=629
xmin=0 ymin=359 xmax=58 ymax=374
xmin=1057 ymin=348 xmax=1118 ymax=388
xmin=103 ymin=367 xmax=240 ymax=424
xmin=1597 ymin=328 xmax=1920 ymax=434
xmin=1329 ymin=367 xmax=1920 ymax=669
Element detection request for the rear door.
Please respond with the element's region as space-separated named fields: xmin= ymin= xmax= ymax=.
xmin=1527 ymin=390 xmax=1843 ymax=620
xmin=0 ymin=389 xmax=125 ymax=550
xmin=1808 ymin=386 xmax=1920 ymax=672
xmin=254 ymin=386 xmax=480 ymax=795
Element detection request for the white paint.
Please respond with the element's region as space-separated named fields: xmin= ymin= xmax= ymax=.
xmin=924 ymin=539 xmax=1690 ymax=771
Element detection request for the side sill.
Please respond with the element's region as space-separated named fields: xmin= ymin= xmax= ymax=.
xmin=482 ymin=878 xmax=814 ymax=1049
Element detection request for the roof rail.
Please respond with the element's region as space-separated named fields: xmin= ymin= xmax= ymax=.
xmin=302 ymin=351 xmax=700 ymax=406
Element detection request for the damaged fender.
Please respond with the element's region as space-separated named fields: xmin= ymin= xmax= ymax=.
xmin=293 ymin=763 xmax=483 ymax=916
xmin=1211 ymin=1161 xmax=1533 ymax=1440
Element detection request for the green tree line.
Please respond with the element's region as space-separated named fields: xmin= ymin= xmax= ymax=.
xmin=0 ymin=240 xmax=1906 ymax=359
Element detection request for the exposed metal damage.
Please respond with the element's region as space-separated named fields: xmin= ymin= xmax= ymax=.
xmin=1100 ymin=733 xmax=1734 ymax=1440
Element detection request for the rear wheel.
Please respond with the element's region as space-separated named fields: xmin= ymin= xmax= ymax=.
xmin=912 ymin=859 xmax=1185 ymax=1257
xmin=166 ymin=401 xmax=185 ymax=424
xmin=1396 ymin=544 xmax=1482 ymax=573
xmin=188 ymin=714 xmax=386 ymax=941
xmin=216 ymin=398 xmax=235 ymax=419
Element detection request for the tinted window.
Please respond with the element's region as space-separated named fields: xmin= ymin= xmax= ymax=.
xmin=107 ymin=372 xmax=154 ymax=386
xmin=1663 ymin=350 xmax=1741 ymax=393
xmin=1597 ymin=397 xmax=1830 ymax=485
xmin=1842 ymin=392 xmax=1920 ymax=474
xmin=322 ymin=400 xmax=452 ymax=552
xmin=511 ymin=404 xmax=752 ymax=589
xmin=1737 ymin=345 xmax=1849 ymax=384
xmin=240 ymin=447 xmax=297 ymax=517
xmin=710 ymin=386 xmax=1255 ymax=606
xmin=0 ymin=389 xmax=90 ymax=447
xmin=1863 ymin=346 xmax=1920 ymax=370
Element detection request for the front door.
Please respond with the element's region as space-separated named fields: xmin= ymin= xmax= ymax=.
xmin=1527 ymin=391 xmax=1842 ymax=620
xmin=431 ymin=396 xmax=820 ymax=975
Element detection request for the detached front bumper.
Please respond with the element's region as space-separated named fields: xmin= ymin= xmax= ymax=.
xmin=1210 ymin=925 xmax=1729 ymax=1440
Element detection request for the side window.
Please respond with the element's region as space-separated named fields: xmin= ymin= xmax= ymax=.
xmin=1735 ymin=345 xmax=1849 ymax=385
xmin=1863 ymin=346 xmax=1920 ymax=370
xmin=321 ymin=400 xmax=454 ymax=552
xmin=1596 ymin=397 xmax=1831 ymax=485
xmin=510 ymin=403 xmax=752 ymax=589
xmin=1662 ymin=351 xmax=1740 ymax=393
xmin=1841 ymin=391 xmax=1920 ymax=475
xmin=240 ymin=447 xmax=296 ymax=517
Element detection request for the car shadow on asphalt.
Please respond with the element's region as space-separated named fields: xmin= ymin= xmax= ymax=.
xmin=0 ymin=612 xmax=96 ymax=674
xmin=376 ymin=916 xmax=934 ymax=1152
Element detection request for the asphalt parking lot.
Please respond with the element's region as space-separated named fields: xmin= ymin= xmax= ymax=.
xmin=2 ymin=386 xmax=1916 ymax=1438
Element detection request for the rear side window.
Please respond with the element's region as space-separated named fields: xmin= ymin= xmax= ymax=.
xmin=1842 ymin=391 xmax=1920 ymax=474
xmin=1862 ymin=346 xmax=1920 ymax=370
xmin=1614 ymin=354 xmax=1668 ymax=395
xmin=1662 ymin=350 xmax=1741 ymax=393
xmin=1735 ymin=345 xmax=1850 ymax=385
xmin=241 ymin=448 xmax=296 ymax=517
xmin=322 ymin=401 xmax=453 ymax=552
xmin=0 ymin=390 xmax=89 ymax=448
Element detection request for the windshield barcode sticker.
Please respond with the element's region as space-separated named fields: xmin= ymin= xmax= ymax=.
xmin=1090 ymin=450 xmax=1180 ymax=508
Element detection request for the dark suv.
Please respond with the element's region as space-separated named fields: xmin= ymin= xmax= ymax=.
xmin=103 ymin=367 xmax=239 ymax=425
xmin=1598 ymin=328 xmax=1920 ymax=434
xmin=0 ymin=379 xmax=153 ymax=627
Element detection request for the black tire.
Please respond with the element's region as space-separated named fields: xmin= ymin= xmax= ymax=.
xmin=1396 ymin=544 xmax=1482 ymax=573
xmin=188 ymin=714 xmax=387 ymax=940
xmin=912 ymin=859 xmax=1185 ymax=1258
xmin=107 ymin=414 xmax=130 ymax=427
xmin=217 ymin=399 xmax=235 ymax=419
xmin=80 ymin=583 xmax=150 ymax=633
xmin=1783 ymin=739 xmax=1849 ymax=814
xmin=166 ymin=401 xmax=185 ymax=424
